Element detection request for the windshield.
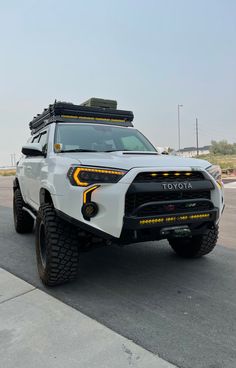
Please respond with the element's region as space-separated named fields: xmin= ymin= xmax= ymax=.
xmin=55 ymin=124 xmax=157 ymax=152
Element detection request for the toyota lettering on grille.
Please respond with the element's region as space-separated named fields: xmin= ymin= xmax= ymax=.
xmin=162 ymin=182 xmax=193 ymax=190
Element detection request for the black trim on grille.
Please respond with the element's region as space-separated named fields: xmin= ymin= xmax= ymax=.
xmin=125 ymin=190 xmax=211 ymax=215
xmin=132 ymin=199 xmax=214 ymax=217
xmin=133 ymin=171 xmax=205 ymax=183
xmin=127 ymin=181 xmax=214 ymax=194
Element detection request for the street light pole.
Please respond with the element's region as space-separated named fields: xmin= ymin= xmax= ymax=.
xmin=177 ymin=104 xmax=183 ymax=152
xmin=196 ymin=118 xmax=199 ymax=156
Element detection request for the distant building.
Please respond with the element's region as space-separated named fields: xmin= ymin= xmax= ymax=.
xmin=176 ymin=145 xmax=211 ymax=157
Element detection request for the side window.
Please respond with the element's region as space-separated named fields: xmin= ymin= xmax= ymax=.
xmin=38 ymin=131 xmax=48 ymax=153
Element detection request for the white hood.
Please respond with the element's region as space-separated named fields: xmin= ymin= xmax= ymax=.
xmin=59 ymin=151 xmax=211 ymax=171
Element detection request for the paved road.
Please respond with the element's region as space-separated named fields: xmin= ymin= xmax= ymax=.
xmin=1 ymin=177 xmax=236 ymax=368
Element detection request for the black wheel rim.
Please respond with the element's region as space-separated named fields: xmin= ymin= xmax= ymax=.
xmin=39 ymin=222 xmax=47 ymax=268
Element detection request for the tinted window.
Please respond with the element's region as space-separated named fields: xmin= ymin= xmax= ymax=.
xmin=55 ymin=124 xmax=156 ymax=152
xmin=121 ymin=135 xmax=149 ymax=151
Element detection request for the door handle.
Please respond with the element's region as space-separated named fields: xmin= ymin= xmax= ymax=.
xmin=26 ymin=166 xmax=32 ymax=171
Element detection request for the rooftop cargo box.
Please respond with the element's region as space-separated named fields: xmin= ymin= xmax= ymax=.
xmin=80 ymin=98 xmax=117 ymax=109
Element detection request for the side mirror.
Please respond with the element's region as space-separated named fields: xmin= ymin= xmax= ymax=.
xmin=22 ymin=143 xmax=44 ymax=157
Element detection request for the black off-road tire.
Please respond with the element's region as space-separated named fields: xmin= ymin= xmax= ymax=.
xmin=168 ymin=226 xmax=219 ymax=258
xmin=35 ymin=204 xmax=79 ymax=286
xmin=13 ymin=188 xmax=34 ymax=233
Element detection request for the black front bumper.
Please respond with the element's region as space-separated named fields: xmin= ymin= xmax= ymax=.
xmin=123 ymin=208 xmax=218 ymax=230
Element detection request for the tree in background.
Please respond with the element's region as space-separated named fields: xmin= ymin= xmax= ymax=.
xmin=210 ymin=140 xmax=236 ymax=155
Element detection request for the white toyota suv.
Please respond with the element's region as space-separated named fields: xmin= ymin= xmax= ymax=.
xmin=13 ymin=98 xmax=224 ymax=286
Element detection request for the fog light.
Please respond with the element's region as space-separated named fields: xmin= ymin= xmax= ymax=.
xmin=82 ymin=202 xmax=98 ymax=219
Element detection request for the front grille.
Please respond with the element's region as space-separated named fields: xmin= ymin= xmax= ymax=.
xmin=133 ymin=171 xmax=205 ymax=183
xmin=125 ymin=191 xmax=211 ymax=215
xmin=135 ymin=200 xmax=213 ymax=217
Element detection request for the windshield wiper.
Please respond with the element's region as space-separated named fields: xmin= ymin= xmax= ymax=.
xmin=103 ymin=149 xmax=158 ymax=153
xmin=103 ymin=149 xmax=130 ymax=152
xmin=60 ymin=149 xmax=98 ymax=153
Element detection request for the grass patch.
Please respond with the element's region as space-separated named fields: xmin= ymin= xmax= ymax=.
xmin=199 ymin=154 xmax=236 ymax=170
xmin=0 ymin=169 xmax=16 ymax=176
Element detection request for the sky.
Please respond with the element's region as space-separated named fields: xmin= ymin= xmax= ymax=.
xmin=0 ymin=0 xmax=235 ymax=166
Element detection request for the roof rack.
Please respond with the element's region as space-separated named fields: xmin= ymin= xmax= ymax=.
xmin=29 ymin=99 xmax=134 ymax=134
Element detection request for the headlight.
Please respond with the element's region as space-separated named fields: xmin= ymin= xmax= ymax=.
xmin=67 ymin=166 xmax=127 ymax=187
xmin=206 ymin=165 xmax=222 ymax=182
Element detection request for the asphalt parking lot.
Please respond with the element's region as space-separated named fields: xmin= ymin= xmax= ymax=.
xmin=0 ymin=176 xmax=236 ymax=368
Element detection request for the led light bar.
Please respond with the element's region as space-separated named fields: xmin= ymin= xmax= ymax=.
xmin=139 ymin=213 xmax=210 ymax=225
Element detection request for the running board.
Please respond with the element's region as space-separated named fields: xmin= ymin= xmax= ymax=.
xmin=22 ymin=206 xmax=36 ymax=220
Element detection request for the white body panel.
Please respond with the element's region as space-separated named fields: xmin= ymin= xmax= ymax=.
xmin=16 ymin=123 xmax=224 ymax=238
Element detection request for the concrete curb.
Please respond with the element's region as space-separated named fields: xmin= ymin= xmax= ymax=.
xmin=0 ymin=268 xmax=176 ymax=368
